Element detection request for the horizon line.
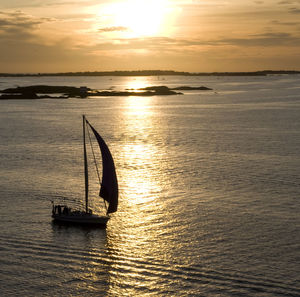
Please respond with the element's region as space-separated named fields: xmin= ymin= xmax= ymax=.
xmin=1 ymin=69 xmax=300 ymax=77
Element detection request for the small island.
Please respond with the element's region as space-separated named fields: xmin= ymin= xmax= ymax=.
xmin=0 ymin=84 xmax=212 ymax=99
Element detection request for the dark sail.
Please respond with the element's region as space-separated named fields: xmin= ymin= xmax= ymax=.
xmin=87 ymin=121 xmax=118 ymax=214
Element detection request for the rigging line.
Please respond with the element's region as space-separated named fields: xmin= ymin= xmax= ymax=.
xmin=86 ymin=121 xmax=108 ymax=212
xmin=86 ymin=123 xmax=101 ymax=186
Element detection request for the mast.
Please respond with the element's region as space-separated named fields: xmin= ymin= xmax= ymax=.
xmin=83 ymin=115 xmax=89 ymax=213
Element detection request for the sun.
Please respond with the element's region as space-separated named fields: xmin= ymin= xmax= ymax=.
xmin=108 ymin=0 xmax=169 ymax=38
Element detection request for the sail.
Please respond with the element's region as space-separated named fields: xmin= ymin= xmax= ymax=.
xmin=87 ymin=121 xmax=118 ymax=214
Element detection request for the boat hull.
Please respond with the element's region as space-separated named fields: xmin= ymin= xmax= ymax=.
xmin=52 ymin=213 xmax=109 ymax=227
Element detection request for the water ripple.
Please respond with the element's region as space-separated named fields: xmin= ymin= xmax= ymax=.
xmin=1 ymin=234 xmax=299 ymax=296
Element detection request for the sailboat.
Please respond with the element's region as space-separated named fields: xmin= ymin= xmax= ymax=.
xmin=52 ymin=115 xmax=118 ymax=226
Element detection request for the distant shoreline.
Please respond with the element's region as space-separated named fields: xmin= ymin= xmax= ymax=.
xmin=0 ymin=70 xmax=300 ymax=77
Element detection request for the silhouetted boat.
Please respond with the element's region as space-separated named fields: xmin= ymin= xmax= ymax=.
xmin=52 ymin=115 xmax=118 ymax=226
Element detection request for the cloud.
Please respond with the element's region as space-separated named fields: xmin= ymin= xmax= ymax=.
xmin=1 ymin=0 xmax=99 ymax=9
xmin=93 ymin=32 xmax=300 ymax=51
xmin=215 ymin=32 xmax=300 ymax=47
xmin=277 ymin=0 xmax=293 ymax=4
xmin=271 ymin=19 xmax=300 ymax=26
xmin=278 ymin=0 xmax=300 ymax=4
xmin=0 ymin=11 xmax=53 ymax=39
xmin=0 ymin=10 xmax=64 ymax=71
xmin=288 ymin=7 xmax=300 ymax=13
xmin=88 ymin=37 xmax=201 ymax=52
xmin=80 ymin=31 xmax=300 ymax=59
xmin=98 ymin=26 xmax=128 ymax=33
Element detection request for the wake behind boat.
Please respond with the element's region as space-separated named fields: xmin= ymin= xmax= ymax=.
xmin=52 ymin=115 xmax=118 ymax=227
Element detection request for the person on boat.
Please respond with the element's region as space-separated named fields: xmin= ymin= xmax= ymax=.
xmin=52 ymin=205 xmax=58 ymax=215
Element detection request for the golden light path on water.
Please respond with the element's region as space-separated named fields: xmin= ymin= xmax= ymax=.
xmin=104 ymin=77 xmax=170 ymax=295
xmin=124 ymin=76 xmax=149 ymax=94
xmin=120 ymin=77 xmax=162 ymax=205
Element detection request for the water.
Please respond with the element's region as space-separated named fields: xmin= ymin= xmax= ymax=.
xmin=0 ymin=75 xmax=299 ymax=296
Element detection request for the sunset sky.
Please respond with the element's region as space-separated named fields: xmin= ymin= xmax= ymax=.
xmin=1 ymin=0 xmax=300 ymax=73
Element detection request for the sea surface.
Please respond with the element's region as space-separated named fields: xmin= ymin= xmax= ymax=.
xmin=0 ymin=75 xmax=299 ymax=296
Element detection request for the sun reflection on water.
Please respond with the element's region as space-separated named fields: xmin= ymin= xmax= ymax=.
xmin=125 ymin=96 xmax=152 ymax=117
xmin=120 ymin=88 xmax=162 ymax=206
xmin=103 ymin=76 xmax=175 ymax=295
xmin=122 ymin=143 xmax=161 ymax=205
xmin=111 ymin=77 xmax=165 ymax=224
xmin=125 ymin=77 xmax=149 ymax=90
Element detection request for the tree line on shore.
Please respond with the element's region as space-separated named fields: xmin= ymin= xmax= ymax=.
xmin=0 ymin=70 xmax=299 ymax=77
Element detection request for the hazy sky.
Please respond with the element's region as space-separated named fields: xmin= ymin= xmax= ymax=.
xmin=1 ymin=0 xmax=300 ymax=72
